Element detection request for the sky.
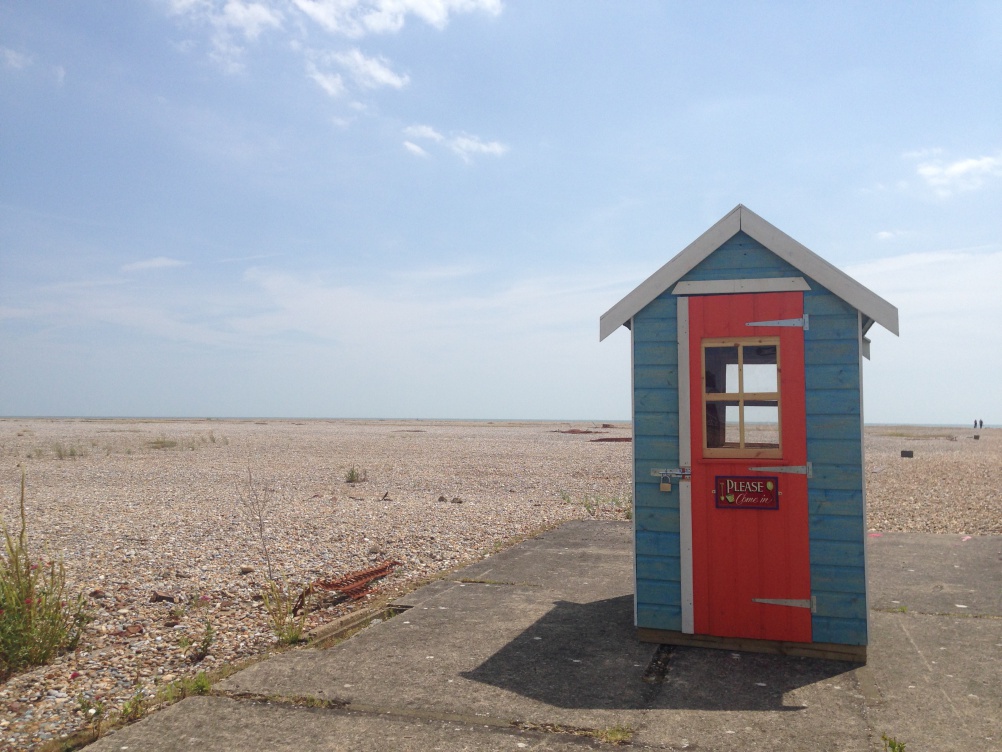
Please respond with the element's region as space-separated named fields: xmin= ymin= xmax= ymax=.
xmin=1 ymin=1 xmax=1000 ymax=424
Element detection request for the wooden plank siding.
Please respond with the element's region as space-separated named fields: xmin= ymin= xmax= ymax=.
xmin=630 ymin=230 xmax=867 ymax=646
xmin=632 ymin=290 xmax=683 ymax=631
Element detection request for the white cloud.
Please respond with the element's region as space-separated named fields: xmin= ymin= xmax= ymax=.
xmin=53 ymin=65 xmax=66 ymax=85
xmin=2 ymin=46 xmax=33 ymax=69
xmin=404 ymin=123 xmax=507 ymax=162
xmin=448 ymin=132 xmax=508 ymax=162
xmin=121 ymin=257 xmax=189 ymax=272
xmin=912 ymin=151 xmax=1002 ymax=197
xmin=290 ymin=0 xmax=502 ymax=37
xmin=333 ymin=48 xmax=409 ymax=88
xmin=168 ymin=0 xmax=283 ymax=72
xmin=404 ymin=140 xmax=429 ymax=157
xmin=306 ymin=60 xmax=346 ymax=96
xmin=219 ymin=0 xmax=283 ymax=40
xmin=404 ymin=123 xmax=444 ymax=142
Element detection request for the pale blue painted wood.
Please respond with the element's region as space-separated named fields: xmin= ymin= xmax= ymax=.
xmin=811 ymin=616 xmax=867 ymax=646
xmin=809 ymin=514 xmax=864 ymax=541
xmin=636 ymin=530 xmax=680 ymax=558
xmin=635 ymin=507 xmax=681 ymax=533
xmin=636 ymin=555 xmax=681 ymax=581
xmin=634 ymin=319 xmax=678 ymax=342
xmin=806 ymin=439 xmax=862 ymax=465
xmin=811 ymin=540 xmax=865 ymax=568
xmin=811 ymin=565 xmax=867 ymax=593
xmin=805 ymin=339 xmax=858 ymax=365
xmin=634 ymin=411 xmax=679 ymax=436
xmin=637 ymin=604 xmax=682 ymax=630
xmin=637 ymin=578 xmax=683 ymax=606
xmin=634 ymin=366 xmax=678 ymax=390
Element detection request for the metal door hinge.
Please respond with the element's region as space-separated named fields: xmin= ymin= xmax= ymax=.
xmin=745 ymin=314 xmax=809 ymax=330
xmin=748 ymin=462 xmax=812 ymax=478
xmin=752 ymin=595 xmax=816 ymax=613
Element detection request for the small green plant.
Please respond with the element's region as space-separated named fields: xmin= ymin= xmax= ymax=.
xmin=262 ymin=578 xmax=310 ymax=644
xmin=119 ymin=687 xmax=148 ymax=722
xmin=157 ymin=671 xmax=212 ymax=705
xmin=594 ymin=724 xmax=634 ymax=744
xmin=882 ymin=733 xmax=906 ymax=752
xmin=180 ymin=619 xmax=214 ymax=662
xmin=559 ymin=490 xmax=572 ymax=503
xmin=77 ymin=695 xmax=106 ymax=738
xmin=345 ymin=465 xmax=367 ymax=483
xmin=0 ymin=469 xmax=88 ymax=679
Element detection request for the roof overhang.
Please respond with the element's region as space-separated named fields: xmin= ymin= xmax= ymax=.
xmin=599 ymin=204 xmax=899 ymax=341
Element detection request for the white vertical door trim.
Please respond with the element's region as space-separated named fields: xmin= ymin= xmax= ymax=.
xmin=677 ymin=297 xmax=694 ymax=634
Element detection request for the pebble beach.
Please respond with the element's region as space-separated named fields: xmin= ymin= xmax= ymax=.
xmin=0 ymin=418 xmax=998 ymax=750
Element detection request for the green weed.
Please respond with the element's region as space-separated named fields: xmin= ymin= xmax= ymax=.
xmin=345 ymin=465 xmax=367 ymax=483
xmin=882 ymin=733 xmax=906 ymax=752
xmin=0 ymin=469 xmax=88 ymax=679
xmin=262 ymin=578 xmax=311 ymax=644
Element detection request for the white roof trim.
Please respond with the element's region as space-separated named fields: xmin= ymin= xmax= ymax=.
xmin=599 ymin=204 xmax=899 ymax=341
xmin=672 ymin=277 xmax=810 ymax=295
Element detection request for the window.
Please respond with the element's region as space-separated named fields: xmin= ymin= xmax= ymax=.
xmin=702 ymin=337 xmax=781 ymax=458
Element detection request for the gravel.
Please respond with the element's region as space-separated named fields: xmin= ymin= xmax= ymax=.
xmin=0 ymin=418 xmax=996 ymax=750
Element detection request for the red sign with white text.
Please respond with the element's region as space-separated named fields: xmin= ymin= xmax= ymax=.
xmin=714 ymin=476 xmax=780 ymax=510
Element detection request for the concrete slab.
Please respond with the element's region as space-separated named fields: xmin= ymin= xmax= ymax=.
xmin=84 ymin=695 xmax=613 ymax=752
xmin=867 ymin=533 xmax=1002 ymax=616
xmin=81 ymin=522 xmax=1002 ymax=752
xmin=447 ymin=520 xmax=634 ymax=602
xmin=635 ymin=647 xmax=870 ymax=751
xmin=218 ymin=582 xmax=656 ymax=730
xmin=861 ymin=610 xmax=1001 ymax=751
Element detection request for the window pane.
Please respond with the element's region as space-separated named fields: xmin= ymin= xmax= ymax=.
xmin=744 ymin=403 xmax=779 ymax=448
xmin=704 ymin=346 xmax=738 ymax=394
xmin=706 ymin=400 xmax=737 ymax=447
xmin=743 ymin=363 xmax=778 ymax=393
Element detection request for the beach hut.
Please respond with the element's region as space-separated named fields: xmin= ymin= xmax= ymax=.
xmin=600 ymin=205 xmax=898 ymax=662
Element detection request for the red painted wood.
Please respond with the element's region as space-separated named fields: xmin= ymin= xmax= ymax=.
xmin=689 ymin=292 xmax=811 ymax=643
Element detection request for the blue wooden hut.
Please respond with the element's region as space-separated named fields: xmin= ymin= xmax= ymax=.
xmin=600 ymin=205 xmax=898 ymax=662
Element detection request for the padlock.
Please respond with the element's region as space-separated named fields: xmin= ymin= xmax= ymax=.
xmin=660 ymin=476 xmax=671 ymax=492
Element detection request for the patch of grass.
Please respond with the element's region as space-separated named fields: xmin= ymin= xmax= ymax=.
xmin=51 ymin=442 xmax=85 ymax=460
xmin=593 ymin=724 xmax=635 ymax=744
xmin=148 ymin=435 xmax=178 ymax=450
xmin=882 ymin=733 xmax=906 ymax=752
xmin=345 ymin=465 xmax=367 ymax=483
xmin=179 ymin=618 xmax=214 ymax=663
xmin=0 ymin=469 xmax=88 ymax=680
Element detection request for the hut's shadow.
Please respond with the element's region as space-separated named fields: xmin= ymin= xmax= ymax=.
xmin=461 ymin=595 xmax=854 ymax=711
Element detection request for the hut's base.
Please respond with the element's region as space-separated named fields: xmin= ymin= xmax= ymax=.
xmin=637 ymin=628 xmax=866 ymax=663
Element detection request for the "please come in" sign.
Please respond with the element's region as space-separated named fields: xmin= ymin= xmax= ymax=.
xmin=714 ymin=476 xmax=780 ymax=510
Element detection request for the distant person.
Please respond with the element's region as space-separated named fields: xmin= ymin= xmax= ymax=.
xmin=974 ymin=419 xmax=978 ymax=429
xmin=980 ymin=419 xmax=984 ymax=429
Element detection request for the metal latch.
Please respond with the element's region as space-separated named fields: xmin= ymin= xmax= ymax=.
xmin=650 ymin=467 xmax=691 ymax=492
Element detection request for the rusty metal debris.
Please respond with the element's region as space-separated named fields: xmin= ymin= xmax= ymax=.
xmin=293 ymin=559 xmax=401 ymax=615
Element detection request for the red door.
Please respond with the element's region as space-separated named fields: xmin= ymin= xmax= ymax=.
xmin=687 ymin=292 xmax=811 ymax=643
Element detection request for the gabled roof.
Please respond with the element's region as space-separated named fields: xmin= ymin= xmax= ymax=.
xmin=599 ymin=204 xmax=899 ymax=341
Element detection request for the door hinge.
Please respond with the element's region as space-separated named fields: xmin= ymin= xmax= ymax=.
xmin=748 ymin=462 xmax=812 ymax=478
xmin=745 ymin=314 xmax=809 ymax=330
xmin=752 ymin=596 xmax=816 ymax=613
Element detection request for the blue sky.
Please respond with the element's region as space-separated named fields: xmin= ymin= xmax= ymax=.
xmin=1 ymin=1 xmax=1000 ymax=423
